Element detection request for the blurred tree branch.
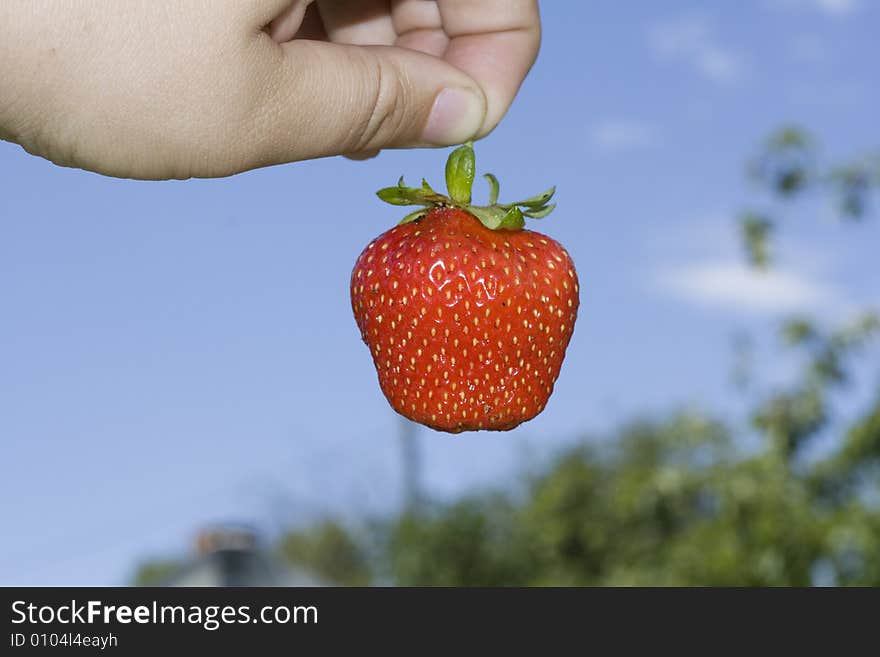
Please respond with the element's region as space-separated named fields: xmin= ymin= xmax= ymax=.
xmin=740 ymin=126 xmax=878 ymax=267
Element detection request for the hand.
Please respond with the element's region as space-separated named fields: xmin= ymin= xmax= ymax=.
xmin=0 ymin=1 xmax=541 ymax=180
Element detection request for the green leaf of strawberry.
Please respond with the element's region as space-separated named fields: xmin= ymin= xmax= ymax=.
xmin=374 ymin=142 xmax=557 ymax=231
xmin=353 ymin=144 xmax=579 ymax=433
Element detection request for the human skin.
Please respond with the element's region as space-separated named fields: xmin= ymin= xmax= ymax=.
xmin=0 ymin=0 xmax=541 ymax=180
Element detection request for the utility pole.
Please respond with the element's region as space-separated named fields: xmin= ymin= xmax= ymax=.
xmin=398 ymin=416 xmax=423 ymax=513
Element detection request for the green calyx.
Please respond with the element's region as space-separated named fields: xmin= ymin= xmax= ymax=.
xmin=376 ymin=142 xmax=556 ymax=230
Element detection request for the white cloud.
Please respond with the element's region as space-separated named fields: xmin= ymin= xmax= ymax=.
xmin=818 ymin=0 xmax=858 ymax=13
xmin=769 ymin=0 xmax=859 ymax=15
xmin=648 ymin=16 xmax=744 ymax=83
xmin=590 ymin=120 xmax=657 ymax=151
xmin=657 ymin=261 xmax=844 ymax=314
xmin=694 ymin=47 xmax=741 ymax=81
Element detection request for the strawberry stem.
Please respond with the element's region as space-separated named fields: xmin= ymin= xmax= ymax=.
xmin=445 ymin=141 xmax=476 ymax=205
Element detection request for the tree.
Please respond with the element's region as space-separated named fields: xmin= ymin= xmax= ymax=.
xmin=277 ymin=520 xmax=372 ymax=586
xmin=131 ymin=559 xmax=184 ymax=587
xmin=740 ymin=126 xmax=879 ymax=267
xmin=382 ymin=400 xmax=878 ymax=585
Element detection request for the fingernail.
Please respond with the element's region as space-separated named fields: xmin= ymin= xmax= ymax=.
xmin=422 ymin=88 xmax=484 ymax=145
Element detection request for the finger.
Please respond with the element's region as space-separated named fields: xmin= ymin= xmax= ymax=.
xmin=267 ymin=0 xmax=312 ymax=42
xmin=244 ymin=39 xmax=487 ymax=166
xmin=344 ymin=149 xmax=381 ymax=161
xmin=262 ymin=1 xmax=328 ymax=43
xmin=315 ymin=0 xmax=397 ymax=45
xmin=245 ymin=0 xmax=305 ymax=28
xmin=436 ymin=0 xmax=541 ymax=136
xmin=295 ymin=3 xmax=328 ymax=40
xmin=391 ymin=0 xmax=449 ymax=56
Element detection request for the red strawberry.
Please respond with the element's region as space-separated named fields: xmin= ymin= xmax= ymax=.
xmin=351 ymin=144 xmax=579 ymax=433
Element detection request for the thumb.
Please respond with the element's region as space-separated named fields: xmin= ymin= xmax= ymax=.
xmin=249 ymin=40 xmax=487 ymax=164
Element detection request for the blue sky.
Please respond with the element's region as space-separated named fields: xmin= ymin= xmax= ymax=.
xmin=2 ymin=1 xmax=878 ymax=585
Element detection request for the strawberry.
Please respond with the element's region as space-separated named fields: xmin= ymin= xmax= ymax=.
xmin=351 ymin=143 xmax=579 ymax=433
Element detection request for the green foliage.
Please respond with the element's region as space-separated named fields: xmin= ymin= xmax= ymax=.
xmin=740 ymin=212 xmax=774 ymax=269
xmin=831 ymin=164 xmax=872 ymax=219
xmin=131 ymin=559 xmax=183 ymax=586
xmin=276 ymin=521 xmax=372 ymax=586
xmin=749 ymin=125 xmax=814 ymax=197
xmin=812 ymin=399 xmax=880 ymax=501
xmin=387 ymin=495 xmax=528 ymax=586
xmin=739 ymin=127 xmax=878 ymax=266
xmin=781 ymin=317 xmax=817 ymax=346
xmin=377 ymin=402 xmax=880 ymax=585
